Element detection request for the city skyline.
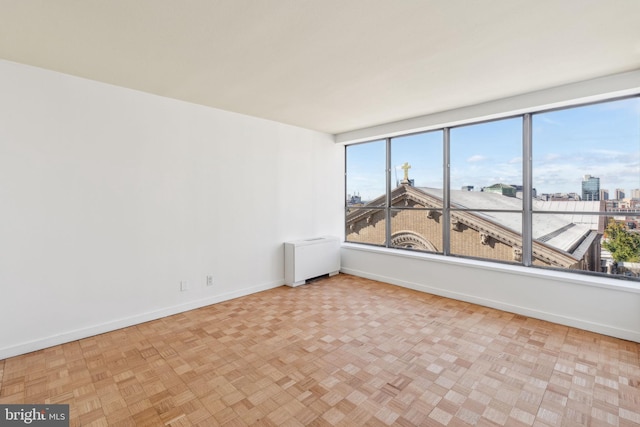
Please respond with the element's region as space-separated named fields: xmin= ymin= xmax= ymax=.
xmin=347 ymin=97 xmax=640 ymax=201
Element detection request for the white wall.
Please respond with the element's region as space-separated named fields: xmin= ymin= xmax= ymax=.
xmin=342 ymin=245 xmax=640 ymax=343
xmin=0 ymin=60 xmax=344 ymax=359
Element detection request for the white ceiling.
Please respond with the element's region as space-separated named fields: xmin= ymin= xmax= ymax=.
xmin=1 ymin=0 xmax=639 ymax=135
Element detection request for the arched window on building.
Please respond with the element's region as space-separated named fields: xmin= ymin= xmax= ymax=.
xmin=390 ymin=231 xmax=437 ymax=252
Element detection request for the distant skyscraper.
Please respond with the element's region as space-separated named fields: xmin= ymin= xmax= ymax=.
xmin=581 ymin=175 xmax=600 ymax=201
xmin=631 ymin=189 xmax=640 ymax=200
xmin=600 ymin=189 xmax=609 ymax=201
xmin=615 ymin=188 xmax=625 ymax=200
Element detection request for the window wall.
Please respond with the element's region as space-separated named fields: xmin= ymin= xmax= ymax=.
xmin=345 ymin=96 xmax=640 ymax=280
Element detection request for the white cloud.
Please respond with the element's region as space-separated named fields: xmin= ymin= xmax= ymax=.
xmin=466 ymin=155 xmax=487 ymax=163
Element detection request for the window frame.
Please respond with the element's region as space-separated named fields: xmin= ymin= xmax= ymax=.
xmin=344 ymin=95 xmax=640 ymax=281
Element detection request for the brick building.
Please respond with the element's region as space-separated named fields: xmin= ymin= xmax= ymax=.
xmin=347 ymin=183 xmax=602 ymax=271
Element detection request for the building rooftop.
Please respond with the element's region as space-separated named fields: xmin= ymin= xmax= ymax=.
xmin=417 ymin=187 xmax=597 ymax=253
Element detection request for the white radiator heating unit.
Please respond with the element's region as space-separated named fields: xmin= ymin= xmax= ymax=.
xmin=284 ymin=236 xmax=340 ymax=287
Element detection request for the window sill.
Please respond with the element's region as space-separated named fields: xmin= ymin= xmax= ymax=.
xmin=340 ymin=242 xmax=640 ymax=294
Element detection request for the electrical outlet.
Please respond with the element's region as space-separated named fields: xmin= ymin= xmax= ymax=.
xmin=180 ymin=280 xmax=189 ymax=291
xmin=206 ymin=275 xmax=214 ymax=286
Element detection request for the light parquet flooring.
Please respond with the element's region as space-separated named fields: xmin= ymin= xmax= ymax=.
xmin=1 ymin=274 xmax=639 ymax=426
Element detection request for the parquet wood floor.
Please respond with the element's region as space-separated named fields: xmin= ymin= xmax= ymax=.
xmin=1 ymin=274 xmax=639 ymax=426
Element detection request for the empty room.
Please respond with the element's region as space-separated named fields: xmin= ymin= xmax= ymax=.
xmin=1 ymin=1 xmax=639 ymax=426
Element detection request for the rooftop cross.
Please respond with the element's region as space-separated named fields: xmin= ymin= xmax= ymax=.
xmin=401 ymin=162 xmax=411 ymax=184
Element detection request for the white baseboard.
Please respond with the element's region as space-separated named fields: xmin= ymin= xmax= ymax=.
xmin=0 ymin=280 xmax=284 ymax=360
xmin=341 ymin=267 xmax=640 ymax=344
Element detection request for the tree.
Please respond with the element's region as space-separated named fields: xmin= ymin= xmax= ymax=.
xmin=602 ymin=219 xmax=640 ymax=263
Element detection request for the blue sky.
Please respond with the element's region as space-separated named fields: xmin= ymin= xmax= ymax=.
xmin=532 ymin=98 xmax=640 ymax=196
xmin=347 ymin=97 xmax=640 ymax=201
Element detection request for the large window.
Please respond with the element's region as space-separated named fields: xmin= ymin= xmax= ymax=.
xmin=390 ymin=131 xmax=443 ymax=252
xmin=346 ymin=140 xmax=386 ymax=246
xmin=531 ymin=97 xmax=640 ymax=274
xmin=450 ymin=118 xmax=522 ymax=263
xmin=345 ymin=96 xmax=640 ymax=281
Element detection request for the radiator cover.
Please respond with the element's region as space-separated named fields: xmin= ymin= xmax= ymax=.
xmin=284 ymin=236 xmax=340 ymax=286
